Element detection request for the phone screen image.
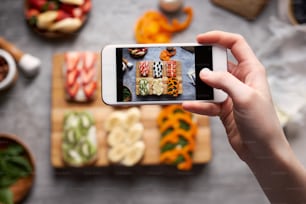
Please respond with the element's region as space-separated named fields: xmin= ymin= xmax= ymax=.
xmin=116 ymin=46 xmax=214 ymax=102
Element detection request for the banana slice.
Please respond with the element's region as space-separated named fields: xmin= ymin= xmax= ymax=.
xmin=126 ymin=123 xmax=144 ymax=144
xmin=108 ymin=143 xmax=129 ymax=163
xmin=49 ymin=18 xmax=82 ymax=33
xmin=59 ymin=0 xmax=84 ymax=6
xmin=104 ymin=111 xmax=126 ymax=132
xmin=125 ymin=107 xmax=141 ymax=127
xmin=107 ymin=127 xmax=126 ymax=147
xmin=121 ymin=141 xmax=145 ymax=166
xmin=37 ymin=11 xmax=58 ymax=29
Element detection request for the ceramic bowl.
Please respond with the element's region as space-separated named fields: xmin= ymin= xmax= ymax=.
xmin=0 ymin=133 xmax=35 ymax=203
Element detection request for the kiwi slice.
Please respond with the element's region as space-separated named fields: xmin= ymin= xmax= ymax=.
xmin=63 ymin=128 xmax=81 ymax=146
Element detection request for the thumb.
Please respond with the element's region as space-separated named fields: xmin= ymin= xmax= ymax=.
xmin=200 ymin=68 xmax=252 ymax=103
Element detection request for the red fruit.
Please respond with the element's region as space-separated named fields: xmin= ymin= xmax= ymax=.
xmin=59 ymin=4 xmax=75 ymax=16
xmin=26 ymin=9 xmax=39 ymax=19
xmin=46 ymin=1 xmax=59 ymax=10
xmin=28 ymin=0 xmax=47 ymax=10
xmin=60 ymin=4 xmax=83 ymax=18
xmin=84 ymin=81 xmax=97 ymax=98
xmin=81 ymin=68 xmax=95 ymax=85
xmin=83 ymin=52 xmax=97 ymax=70
xmin=56 ymin=10 xmax=70 ymax=21
xmin=82 ymin=1 xmax=92 ymax=14
xmin=65 ymin=52 xmax=81 ymax=72
xmin=67 ymin=82 xmax=80 ymax=98
xmin=67 ymin=69 xmax=79 ymax=87
xmin=72 ymin=8 xmax=83 ymax=18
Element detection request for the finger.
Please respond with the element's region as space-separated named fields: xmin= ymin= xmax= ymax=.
xmin=199 ymin=68 xmax=252 ymax=104
xmin=182 ymin=101 xmax=221 ymax=116
xmin=197 ymin=31 xmax=258 ymax=64
xmin=228 ymin=61 xmax=237 ymax=74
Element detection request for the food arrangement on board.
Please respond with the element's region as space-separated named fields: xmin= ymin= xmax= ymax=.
xmin=51 ymin=52 xmax=211 ymax=170
xmin=47 ymin=2 xmax=212 ymax=170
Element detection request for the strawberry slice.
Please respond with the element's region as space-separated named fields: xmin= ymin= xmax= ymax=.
xmin=81 ymin=68 xmax=95 ymax=85
xmin=66 ymin=69 xmax=79 ymax=87
xmin=83 ymin=52 xmax=97 ymax=70
xmin=67 ymin=82 xmax=80 ymax=98
xmin=81 ymin=0 xmax=92 ymax=14
xmin=60 ymin=4 xmax=83 ymax=17
xmin=26 ymin=9 xmax=40 ymax=19
xmin=65 ymin=52 xmax=81 ymax=72
xmin=59 ymin=4 xmax=75 ymax=16
xmin=84 ymin=81 xmax=97 ymax=98
xmin=56 ymin=10 xmax=70 ymax=21
xmin=28 ymin=0 xmax=47 ymax=10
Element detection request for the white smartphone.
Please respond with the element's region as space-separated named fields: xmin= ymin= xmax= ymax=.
xmin=101 ymin=43 xmax=228 ymax=105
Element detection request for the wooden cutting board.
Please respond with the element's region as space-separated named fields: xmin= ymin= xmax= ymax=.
xmin=51 ymin=53 xmax=212 ymax=168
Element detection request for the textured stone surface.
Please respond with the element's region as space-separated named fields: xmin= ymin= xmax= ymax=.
xmin=0 ymin=0 xmax=305 ymax=204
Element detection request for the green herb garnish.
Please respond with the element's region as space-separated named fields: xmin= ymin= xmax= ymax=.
xmin=0 ymin=144 xmax=32 ymax=204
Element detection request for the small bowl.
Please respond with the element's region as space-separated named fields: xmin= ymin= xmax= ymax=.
xmin=0 ymin=133 xmax=35 ymax=203
xmin=0 ymin=49 xmax=17 ymax=91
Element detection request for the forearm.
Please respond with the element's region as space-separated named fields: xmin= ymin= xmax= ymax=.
xmin=246 ymin=142 xmax=306 ymax=204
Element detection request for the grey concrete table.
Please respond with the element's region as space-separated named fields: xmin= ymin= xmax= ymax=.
xmin=1 ymin=0 xmax=306 ymax=204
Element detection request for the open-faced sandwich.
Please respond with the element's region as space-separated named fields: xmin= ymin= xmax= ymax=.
xmin=62 ymin=111 xmax=98 ymax=167
xmin=157 ymin=105 xmax=197 ymax=171
xmin=64 ymin=51 xmax=97 ymax=102
xmin=104 ymin=107 xmax=145 ymax=167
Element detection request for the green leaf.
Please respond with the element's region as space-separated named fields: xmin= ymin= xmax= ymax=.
xmin=0 ymin=176 xmax=18 ymax=188
xmin=174 ymin=155 xmax=185 ymax=165
xmin=179 ymin=119 xmax=190 ymax=131
xmin=0 ymin=144 xmax=23 ymax=156
xmin=161 ymin=143 xmax=176 ymax=153
xmin=0 ymin=144 xmax=32 ymax=188
xmin=178 ymin=136 xmax=188 ymax=147
xmin=0 ymin=188 xmax=13 ymax=204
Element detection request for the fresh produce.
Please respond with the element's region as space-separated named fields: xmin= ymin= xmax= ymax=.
xmin=25 ymin=0 xmax=92 ymax=35
xmin=122 ymin=86 xmax=132 ymax=102
xmin=135 ymin=60 xmax=182 ymax=97
xmin=62 ymin=111 xmax=97 ymax=167
xmin=134 ymin=7 xmax=193 ymax=43
xmin=159 ymin=47 xmax=176 ymax=61
xmin=157 ymin=105 xmax=197 ymax=170
xmin=138 ymin=79 xmax=150 ymax=96
xmin=64 ymin=51 xmax=97 ymax=102
xmin=104 ymin=107 xmax=145 ymax=166
xmin=167 ymin=78 xmax=179 ymax=97
xmin=0 ymin=144 xmax=32 ymax=204
xmin=128 ymin=48 xmax=148 ymax=59
xmin=152 ymin=78 xmax=164 ymax=96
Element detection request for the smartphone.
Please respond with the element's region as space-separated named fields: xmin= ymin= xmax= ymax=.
xmin=101 ymin=43 xmax=228 ymax=105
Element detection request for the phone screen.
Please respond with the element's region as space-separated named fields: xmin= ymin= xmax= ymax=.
xmin=116 ymin=46 xmax=213 ymax=102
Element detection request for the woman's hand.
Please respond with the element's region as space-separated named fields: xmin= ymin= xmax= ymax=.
xmin=183 ymin=31 xmax=288 ymax=162
xmin=183 ymin=31 xmax=306 ymax=204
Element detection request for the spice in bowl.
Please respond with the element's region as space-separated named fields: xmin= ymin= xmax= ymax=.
xmin=0 ymin=49 xmax=17 ymax=91
xmin=0 ymin=56 xmax=9 ymax=82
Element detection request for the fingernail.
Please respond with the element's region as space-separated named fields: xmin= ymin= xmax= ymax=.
xmin=200 ymin=68 xmax=211 ymax=77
